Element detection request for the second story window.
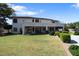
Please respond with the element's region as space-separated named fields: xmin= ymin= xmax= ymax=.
xmin=35 ymin=19 xmax=39 ymax=22
xmin=13 ymin=18 xmax=17 ymax=23
xmin=32 ymin=19 xmax=34 ymax=22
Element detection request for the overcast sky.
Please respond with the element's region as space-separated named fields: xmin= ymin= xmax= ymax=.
xmin=7 ymin=3 xmax=79 ymax=24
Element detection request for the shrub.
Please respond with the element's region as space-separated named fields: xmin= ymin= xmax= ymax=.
xmin=69 ymin=45 xmax=79 ymax=56
xmin=49 ymin=31 xmax=55 ymax=35
xmin=60 ymin=33 xmax=71 ymax=43
xmin=74 ymin=32 xmax=79 ymax=35
xmin=54 ymin=31 xmax=60 ymax=37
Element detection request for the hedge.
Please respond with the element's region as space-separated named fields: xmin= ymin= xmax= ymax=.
xmin=69 ymin=45 xmax=79 ymax=56
xmin=60 ymin=33 xmax=71 ymax=43
xmin=54 ymin=31 xmax=60 ymax=37
xmin=74 ymin=32 xmax=79 ymax=35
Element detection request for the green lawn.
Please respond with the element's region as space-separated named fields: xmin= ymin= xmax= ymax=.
xmin=0 ymin=34 xmax=67 ymax=56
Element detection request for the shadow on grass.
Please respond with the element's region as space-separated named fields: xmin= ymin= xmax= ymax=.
xmin=0 ymin=32 xmax=49 ymax=37
xmin=0 ymin=33 xmax=18 ymax=37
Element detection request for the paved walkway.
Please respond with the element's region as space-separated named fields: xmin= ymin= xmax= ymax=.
xmin=52 ymin=36 xmax=72 ymax=56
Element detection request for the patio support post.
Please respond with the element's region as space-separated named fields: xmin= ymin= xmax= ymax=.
xmin=54 ymin=27 xmax=55 ymax=31
xmin=33 ymin=27 xmax=35 ymax=33
xmin=22 ymin=25 xmax=25 ymax=35
xmin=46 ymin=26 xmax=48 ymax=31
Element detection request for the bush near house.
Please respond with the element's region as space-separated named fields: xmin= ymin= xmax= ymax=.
xmin=60 ymin=33 xmax=71 ymax=43
xmin=49 ymin=31 xmax=55 ymax=35
xmin=62 ymin=31 xmax=69 ymax=33
xmin=69 ymin=45 xmax=79 ymax=56
xmin=54 ymin=31 xmax=60 ymax=37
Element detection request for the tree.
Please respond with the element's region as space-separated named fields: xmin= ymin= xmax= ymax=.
xmin=4 ymin=23 xmax=12 ymax=33
xmin=67 ymin=23 xmax=75 ymax=29
xmin=64 ymin=24 xmax=69 ymax=31
xmin=74 ymin=22 xmax=79 ymax=28
xmin=0 ymin=3 xmax=14 ymax=34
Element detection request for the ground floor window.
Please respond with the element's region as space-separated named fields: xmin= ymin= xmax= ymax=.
xmin=13 ymin=27 xmax=17 ymax=32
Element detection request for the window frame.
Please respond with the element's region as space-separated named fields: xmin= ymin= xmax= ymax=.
xmin=32 ymin=19 xmax=34 ymax=22
xmin=13 ymin=27 xmax=17 ymax=32
xmin=35 ymin=19 xmax=39 ymax=23
xmin=13 ymin=18 xmax=17 ymax=23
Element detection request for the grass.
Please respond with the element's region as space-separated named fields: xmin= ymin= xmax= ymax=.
xmin=0 ymin=34 xmax=67 ymax=56
xmin=69 ymin=32 xmax=74 ymax=35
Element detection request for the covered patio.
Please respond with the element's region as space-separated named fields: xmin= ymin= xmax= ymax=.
xmin=22 ymin=26 xmax=63 ymax=34
xmin=24 ymin=26 xmax=46 ymax=34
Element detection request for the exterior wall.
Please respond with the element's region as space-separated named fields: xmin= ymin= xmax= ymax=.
xmin=12 ymin=17 xmax=64 ymax=34
xmin=12 ymin=18 xmax=33 ymax=33
xmin=40 ymin=19 xmax=52 ymax=23
xmin=22 ymin=22 xmax=64 ymax=27
xmin=18 ymin=18 xmax=33 ymax=23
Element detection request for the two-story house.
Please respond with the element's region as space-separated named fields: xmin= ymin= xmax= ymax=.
xmin=11 ymin=16 xmax=64 ymax=34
